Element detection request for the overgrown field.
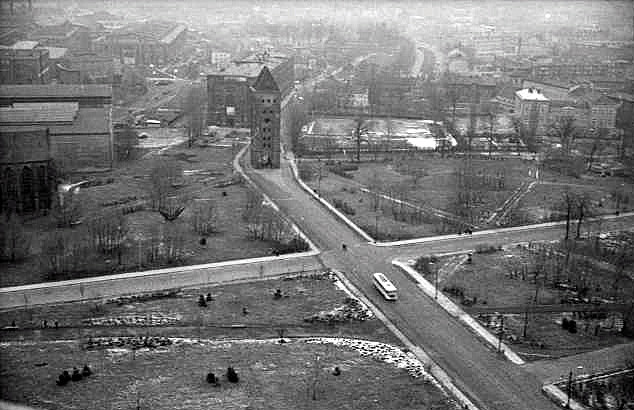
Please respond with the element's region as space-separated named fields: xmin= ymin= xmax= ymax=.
xmin=412 ymin=234 xmax=634 ymax=360
xmin=1 ymin=143 xmax=306 ymax=287
xmin=299 ymin=153 xmax=634 ymax=241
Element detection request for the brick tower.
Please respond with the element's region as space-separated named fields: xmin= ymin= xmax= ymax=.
xmin=250 ymin=66 xmax=281 ymax=168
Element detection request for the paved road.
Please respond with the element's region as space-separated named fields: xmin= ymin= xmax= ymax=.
xmin=245 ymin=159 xmax=563 ymax=410
xmin=245 ymin=115 xmax=634 ymax=409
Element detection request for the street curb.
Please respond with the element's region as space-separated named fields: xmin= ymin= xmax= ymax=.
xmin=392 ymin=260 xmax=526 ymax=365
xmin=234 ymin=142 xmax=320 ymax=252
xmin=332 ymin=269 xmax=481 ymax=410
xmin=375 ymin=211 xmax=634 ymax=247
xmin=542 ymin=384 xmax=586 ymax=410
xmin=288 ymin=157 xmax=374 ymax=242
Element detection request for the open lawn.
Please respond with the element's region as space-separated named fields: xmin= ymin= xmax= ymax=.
xmin=0 ymin=141 xmax=296 ymax=287
xmin=0 ymin=338 xmax=452 ymax=410
xmin=0 ymin=273 xmax=391 ymax=342
xmin=0 ymin=273 xmax=453 ymax=410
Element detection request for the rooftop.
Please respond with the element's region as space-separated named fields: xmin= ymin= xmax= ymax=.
xmin=0 ymin=102 xmax=79 ymax=124
xmin=0 ymin=84 xmax=112 ymax=99
xmin=0 ymin=106 xmax=109 ymax=134
xmin=10 ymin=40 xmax=39 ymax=50
xmin=516 ymin=88 xmax=548 ymax=101
xmin=207 ymin=53 xmax=289 ymax=77
xmin=44 ymin=46 xmax=69 ymax=60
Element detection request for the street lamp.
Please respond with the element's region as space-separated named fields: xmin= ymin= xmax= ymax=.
xmin=566 ymin=366 xmax=584 ymax=408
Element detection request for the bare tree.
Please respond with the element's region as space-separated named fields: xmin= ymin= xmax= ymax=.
xmin=189 ymin=199 xmax=217 ymax=236
xmin=147 ymin=158 xmax=182 ymax=211
xmin=162 ymin=223 xmax=186 ymax=264
xmin=87 ymin=211 xmax=128 ymax=264
xmin=0 ymin=212 xmax=31 ymax=262
xmin=549 ymin=116 xmax=579 ymax=156
xmin=43 ymin=230 xmax=81 ymax=276
xmin=287 ymin=101 xmax=308 ymax=154
xmin=585 ymin=128 xmax=608 ymax=171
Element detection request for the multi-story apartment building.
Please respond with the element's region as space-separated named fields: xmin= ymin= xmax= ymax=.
xmin=514 ymin=88 xmax=550 ymax=136
xmin=93 ymin=21 xmax=187 ymax=66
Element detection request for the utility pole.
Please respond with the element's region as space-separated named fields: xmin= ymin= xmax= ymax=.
xmin=497 ymin=315 xmax=504 ymax=353
xmin=566 ymin=370 xmax=572 ymax=408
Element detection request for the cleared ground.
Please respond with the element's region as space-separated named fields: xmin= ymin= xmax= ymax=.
xmin=0 ymin=274 xmax=452 ymax=410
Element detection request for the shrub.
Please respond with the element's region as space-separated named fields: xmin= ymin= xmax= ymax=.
xmin=413 ymin=255 xmax=437 ymax=276
xmin=562 ymin=318 xmax=570 ymax=330
xmin=226 ymin=366 xmax=239 ymax=383
xmin=568 ymin=319 xmax=577 ymax=333
xmin=475 ymin=243 xmax=501 ymax=254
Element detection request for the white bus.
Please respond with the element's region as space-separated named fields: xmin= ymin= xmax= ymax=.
xmin=373 ymin=272 xmax=398 ymax=301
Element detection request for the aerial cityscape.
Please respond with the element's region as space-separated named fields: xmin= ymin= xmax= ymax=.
xmin=0 ymin=0 xmax=633 ymax=409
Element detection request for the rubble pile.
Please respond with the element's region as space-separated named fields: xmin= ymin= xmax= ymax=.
xmin=303 ymin=298 xmax=373 ymax=324
xmin=305 ymin=337 xmax=436 ymax=381
xmin=83 ymin=313 xmax=180 ymax=327
xmin=106 ymin=290 xmax=181 ymax=305
xmin=85 ymin=336 xmax=172 ymax=350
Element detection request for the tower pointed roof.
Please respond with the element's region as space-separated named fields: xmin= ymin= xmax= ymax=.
xmin=253 ymin=66 xmax=279 ymax=92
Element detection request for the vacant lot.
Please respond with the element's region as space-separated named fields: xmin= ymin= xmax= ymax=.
xmin=0 ymin=273 xmax=390 ymax=342
xmin=300 ymin=152 xmax=634 ymax=241
xmin=1 ymin=139 xmax=304 ymax=287
xmin=0 ymin=273 xmax=453 ymax=410
xmin=0 ymin=338 xmax=452 ymax=410
xmin=413 ymin=238 xmax=634 ymax=360
xmin=301 ymin=155 xmax=533 ymax=239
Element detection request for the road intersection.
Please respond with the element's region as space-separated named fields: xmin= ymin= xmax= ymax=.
xmin=243 ymin=135 xmax=634 ymax=410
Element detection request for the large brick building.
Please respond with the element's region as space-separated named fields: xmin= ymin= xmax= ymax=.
xmin=514 ymin=88 xmax=550 ymax=136
xmin=250 ymin=67 xmax=281 ymax=169
xmin=206 ymin=52 xmax=292 ymax=127
xmin=0 ymin=126 xmax=53 ymax=213
xmin=0 ymin=40 xmax=50 ymax=84
xmin=92 ymin=21 xmax=186 ymax=66
xmin=0 ymin=84 xmax=114 ymax=171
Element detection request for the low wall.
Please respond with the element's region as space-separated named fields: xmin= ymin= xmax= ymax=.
xmin=0 ymin=252 xmax=323 ymax=310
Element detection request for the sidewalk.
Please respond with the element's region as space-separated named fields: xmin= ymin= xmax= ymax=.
xmin=392 ymin=260 xmax=525 ymax=365
xmin=522 ymin=342 xmax=634 ymax=384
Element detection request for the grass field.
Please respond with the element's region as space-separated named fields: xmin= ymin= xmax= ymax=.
xmin=302 ymin=155 xmax=533 ymax=239
xmin=0 ymin=338 xmax=452 ymax=410
xmin=1 ymin=141 xmax=289 ymax=287
xmin=300 ymin=153 xmax=634 ymax=241
xmin=0 ymin=274 xmax=391 ymax=342
xmin=0 ymin=273 xmax=453 ymax=410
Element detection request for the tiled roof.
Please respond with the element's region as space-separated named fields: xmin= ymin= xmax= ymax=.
xmin=0 ymin=103 xmax=78 ymax=124
xmin=0 ymin=84 xmax=112 ymax=98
